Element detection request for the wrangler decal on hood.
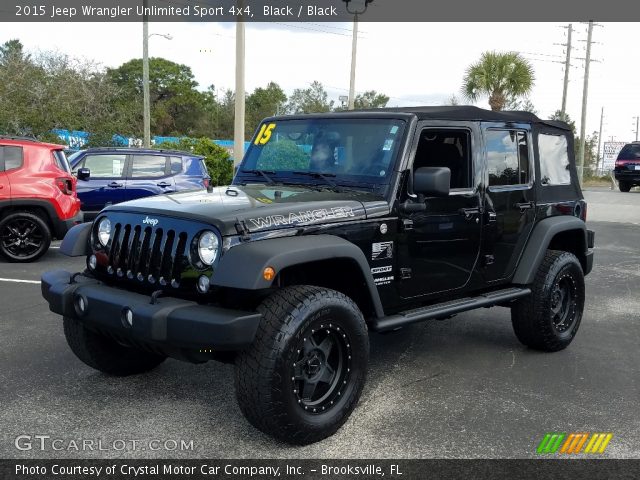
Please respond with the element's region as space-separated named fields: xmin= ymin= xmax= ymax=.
xmin=249 ymin=206 xmax=355 ymax=229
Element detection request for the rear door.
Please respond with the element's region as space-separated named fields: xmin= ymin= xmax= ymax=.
xmin=480 ymin=124 xmax=536 ymax=283
xmin=76 ymin=153 xmax=127 ymax=213
xmin=124 ymin=154 xmax=176 ymax=201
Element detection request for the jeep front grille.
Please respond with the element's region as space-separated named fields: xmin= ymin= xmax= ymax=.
xmin=105 ymin=222 xmax=189 ymax=286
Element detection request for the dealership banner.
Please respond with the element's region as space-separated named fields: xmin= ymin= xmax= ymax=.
xmin=2 ymin=459 xmax=640 ymax=480
xmin=2 ymin=0 xmax=640 ymax=22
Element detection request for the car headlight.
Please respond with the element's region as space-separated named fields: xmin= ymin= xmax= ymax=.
xmin=97 ymin=218 xmax=111 ymax=246
xmin=198 ymin=230 xmax=219 ymax=266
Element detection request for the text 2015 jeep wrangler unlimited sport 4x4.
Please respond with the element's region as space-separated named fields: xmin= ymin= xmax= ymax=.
xmin=42 ymin=107 xmax=594 ymax=444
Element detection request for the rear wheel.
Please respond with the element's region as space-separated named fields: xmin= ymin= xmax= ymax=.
xmin=0 ymin=211 xmax=51 ymax=262
xmin=511 ymin=250 xmax=585 ymax=352
xmin=63 ymin=316 xmax=166 ymax=376
xmin=619 ymin=181 xmax=631 ymax=192
xmin=235 ymin=285 xmax=369 ymax=445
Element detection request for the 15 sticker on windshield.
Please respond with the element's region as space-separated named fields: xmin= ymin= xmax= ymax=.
xmin=254 ymin=123 xmax=276 ymax=145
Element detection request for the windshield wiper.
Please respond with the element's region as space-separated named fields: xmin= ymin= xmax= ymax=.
xmin=292 ymin=171 xmax=342 ymax=192
xmin=240 ymin=169 xmax=277 ymax=185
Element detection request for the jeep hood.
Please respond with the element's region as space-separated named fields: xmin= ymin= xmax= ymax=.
xmin=103 ymin=184 xmax=389 ymax=236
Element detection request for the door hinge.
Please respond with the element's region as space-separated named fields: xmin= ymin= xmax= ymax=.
xmin=483 ymin=254 xmax=495 ymax=266
xmin=400 ymin=219 xmax=414 ymax=231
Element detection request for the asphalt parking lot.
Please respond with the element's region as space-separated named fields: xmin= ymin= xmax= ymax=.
xmin=1 ymin=187 xmax=638 ymax=459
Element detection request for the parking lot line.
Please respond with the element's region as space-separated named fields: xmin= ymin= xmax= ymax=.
xmin=0 ymin=278 xmax=40 ymax=284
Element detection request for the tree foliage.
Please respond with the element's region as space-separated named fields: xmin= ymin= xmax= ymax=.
xmin=287 ymin=81 xmax=334 ymax=114
xmin=462 ymin=51 xmax=535 ymax=111
xmin=154 ymin=137 xmax=233 ymax=186
xmin=354 ymin=90 xmax=389 ymax=109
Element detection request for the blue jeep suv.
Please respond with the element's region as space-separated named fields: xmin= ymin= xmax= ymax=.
xmin=68 ymin=147 xmax=211 ymax=220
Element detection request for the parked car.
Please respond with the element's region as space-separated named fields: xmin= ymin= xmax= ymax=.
xmin=0 ymin=136 xmax=82 ymax=262
xmin=614 ymin=142 xmax=640 ymax=192
xmin=68 ymin=147 xmax=211 ymax=220
xmin=43 ymin=107 xmax=594 ymax=444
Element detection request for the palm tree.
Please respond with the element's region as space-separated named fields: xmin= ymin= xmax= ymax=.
xmin=462 ymin=51 xmax=534 ymax=111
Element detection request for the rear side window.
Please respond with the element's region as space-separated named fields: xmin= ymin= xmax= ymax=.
xmin=538 ymin=134 xmax=570 ymax=186
xmin=617 ymin=144 xmax=640 ymax=160
xmin=170 ymin=157 xmax=182 ymax=174
xmin=0 ymin=146 xmax=24 ymax=171
xmin=83 ymin=154 xmax=126 ymax=178
xmin=53 ymin=150 xmax=71 ymax=173
xmin=486 ymin=130 xmax=530 ymax=187
xmin=131 ymin=155 xmax=167 ymax=178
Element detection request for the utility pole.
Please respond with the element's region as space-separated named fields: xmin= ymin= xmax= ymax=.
xmin=348 ymin=14 xmax=358 ymax=110
xmin=561 ymin=24 xmax=572 ymax=116
xmin=578 ymin=21 xmax=594 ymax=184
xmin=597 ymin=107 xmax=604 ymax=172
xmin=634 ymin=116 xmax=639 ymax=141
xmin=142 ymin=0 xmax=150 ymax=148
xmin=233 ymin=17 xmax=245 ymax=166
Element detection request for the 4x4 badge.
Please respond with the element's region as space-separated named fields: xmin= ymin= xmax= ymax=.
xmin=142 ymin=216 xmax=159 ymax=226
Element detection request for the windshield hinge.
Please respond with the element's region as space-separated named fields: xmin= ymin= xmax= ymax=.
xmin=235 ymin=218 xmax=251 ymax=241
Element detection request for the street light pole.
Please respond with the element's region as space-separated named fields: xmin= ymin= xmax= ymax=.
xmin=578 ymin=21 xmax=594 ymax=183
xmin=142 ymin=0 xmax=150 ymax=148
xmin=348 ymin=14 xmax=358 ymax=111
xmin=234 ymin=18 xmax=246 ymax=167
xmin=344 ymin=0 xmax=373 ymax=111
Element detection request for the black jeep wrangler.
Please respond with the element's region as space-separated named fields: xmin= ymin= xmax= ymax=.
xmin=42 ymin=106 xmax=594 ymax=444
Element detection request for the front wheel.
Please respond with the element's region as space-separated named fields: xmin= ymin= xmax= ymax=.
xmin=511 ymin=250 xmax=585 ymax=352
xmin=235 ymin=286 xmax=369 ymax=445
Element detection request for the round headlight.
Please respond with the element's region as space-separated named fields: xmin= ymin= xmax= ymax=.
xmin=198 ymin=231 xmax=219 ymax=266
xmin=97 ymin=218 xmax=111 ymax=246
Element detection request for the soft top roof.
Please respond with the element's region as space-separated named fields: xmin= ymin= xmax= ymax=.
xmin=354 ymin=106 xmax=571 ymax=131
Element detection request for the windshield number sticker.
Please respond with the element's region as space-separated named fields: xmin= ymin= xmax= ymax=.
xmin=254 ymin=123 xmax=276 ymax=145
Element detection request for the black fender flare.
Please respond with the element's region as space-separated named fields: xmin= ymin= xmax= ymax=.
xmin=211 ymin=234 xmax=385 ymax=318
xmin=513 ymin=216 xmax=589 ymax=285
xmin=60 ymin=222 xmax=92 ymax=256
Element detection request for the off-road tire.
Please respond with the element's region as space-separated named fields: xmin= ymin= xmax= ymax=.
xmin=235 ymin=285 xmax=369 ymax=445
xmin=0 ymin=211 xmax=51 ymax=262
xmin=511 ymin=250 xmax=585 ymax=352
xmin=619 ymin=181 xmax=631 ymax=192
xmin=63 ymin=316 xmax=166 ymax=376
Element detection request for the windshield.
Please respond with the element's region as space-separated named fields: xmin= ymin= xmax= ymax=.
xmin=236 ymin=118 xmax=406 ymax=188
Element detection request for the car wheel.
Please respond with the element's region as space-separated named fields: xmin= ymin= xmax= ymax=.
xmin=235 ymin=285 xmax=369 ymax=445
xmin=0 ymin=211 xmax=51 ymax=262
xmin=619 ymin=181 xmax=631 ymax=192
xmin=63 ymin=316 xmax=166 ymax=376
xmin=511 ymin=250 xmax=585 ymax=352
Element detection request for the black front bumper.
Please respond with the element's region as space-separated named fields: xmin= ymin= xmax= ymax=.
xmin=41 ymin=270 xmax=262 ymax=353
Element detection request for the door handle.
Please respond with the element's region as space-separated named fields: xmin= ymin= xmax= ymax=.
xmin=108 ymin=182 xmax=124 ymax=188
xmin=157 ymin=182 xmax=172 ymax=187
xmin=459 ymin=207 xmax=480 ymax=220
xmin=515 ymin=201 xmax=534 ymax=212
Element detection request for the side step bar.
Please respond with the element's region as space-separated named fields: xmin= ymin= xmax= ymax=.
xmin=371 ymin=287 xmax=531 ymax=332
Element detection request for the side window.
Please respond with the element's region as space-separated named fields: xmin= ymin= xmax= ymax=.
xmin=1 ymin=146 xmax=24 ymax=171
xmin=170 ymin=157 xmax=182 ymax=175
xmin=131 ymin=155 xmax=167 ymax=178
xmin=486 ymin=130 xmax=530 ymax=187
xmin=83 ymin=154 xmax=126 ymax=178
xmin=538 ymin=134 xmax=571 ymax=185
xmin=413 ymin=129 xmax=472 ymax=189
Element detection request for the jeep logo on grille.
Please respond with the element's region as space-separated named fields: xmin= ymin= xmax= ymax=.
xmin=142 ymin=216 xmax=159 ymax=226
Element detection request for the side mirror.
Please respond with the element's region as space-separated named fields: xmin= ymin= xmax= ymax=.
xmin=77 ymin=168 xmax=90 ymax=181
xmin=413 ymin=166 xmax=450 ymax=197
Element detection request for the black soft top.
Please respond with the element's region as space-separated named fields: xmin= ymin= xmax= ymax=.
xmin=360 ymin=106 xmax=571 ymax=131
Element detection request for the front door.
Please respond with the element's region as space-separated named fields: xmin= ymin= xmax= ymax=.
xmin=480 ymin=125 xmax=536 ymax=283
xmin=77 ymin=153 xmax=127 ymax=213
xmin=396 ymin=123 xmax=482 ymax=299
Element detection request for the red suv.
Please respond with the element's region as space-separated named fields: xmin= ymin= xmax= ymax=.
xmin=0 ymin=136 xmax=83 ymax=262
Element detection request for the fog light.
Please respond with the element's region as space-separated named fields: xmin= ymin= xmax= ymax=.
xmin=75 ymin=296 xmax=87 ymax=314
xmin=122 ymin=308 xmax=133 ymax=328
xmin=88 ymin=255 xmax=97 ymax=270
xmin=197 ymin=275 xmax=210 ymax=293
